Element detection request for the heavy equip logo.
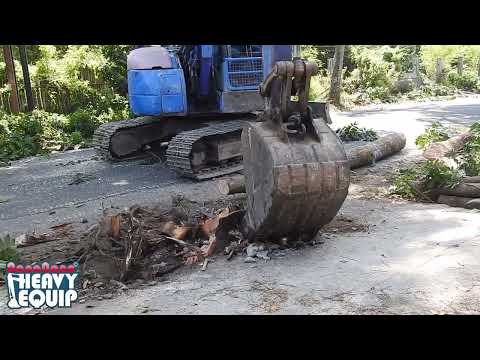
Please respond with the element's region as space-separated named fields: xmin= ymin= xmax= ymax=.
xmin=5 ymin=262 xmax=79 ymax=309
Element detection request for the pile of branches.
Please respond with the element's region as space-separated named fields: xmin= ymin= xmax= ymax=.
xmin=392 ymin=122 xmax=480 ymax=209
xmin=76 ymin=199 xmax=247 ymax=283
xmin=336 ymin=122 xmax=378 ymax=142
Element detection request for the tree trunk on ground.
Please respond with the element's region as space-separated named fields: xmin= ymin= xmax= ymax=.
xmin=423 ymin=132 xmax=472 ymax=161
xmin=216 ymin=132 xmax=407 ymax=195
xmin=346 ymin=132 xmax=407 ymax=169
xmin=463 ymin=176 xmax=480 ymax=183
xmin=218 ymin=175 xmax=246 ymax=195
xmin=2 ymin=45 xmax=20 ymax=113
xmin=19 ymin=45 xmax=34 ymax=112
xmin=437 ymin=183 xmax=480 ymax=198
xmin=328 ymin=45 xmax=345 ymax=106
xmin=437 ymin=195 xmax=480 ymax=209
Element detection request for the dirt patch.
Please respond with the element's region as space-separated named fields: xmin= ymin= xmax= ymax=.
xmin=348 ymin=152 xmax=425 ymax=201
xmin=322 ymin=215 xmax=370 ymax=234
xmin=295 ymin=294 xmax=322 ymax=308
xmin=250 ymin=281 xmax=289 ymax=313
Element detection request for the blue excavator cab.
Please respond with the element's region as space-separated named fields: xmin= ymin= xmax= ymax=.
xmin=127 ymin=45 xmax=294 ymax=117
xmin=127 ymin=47 xmax=188 ymax=116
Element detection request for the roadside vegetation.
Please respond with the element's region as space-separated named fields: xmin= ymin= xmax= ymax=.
xmin=391 ymin=121 xmax=480 ymax=200
xmin=305 ymin=45 xmax=480 ymax=107
xmin=0 ymin=45 xmax=133 ymax=165
xmin=0 ymin=235 xmax=18 ymax=263
xmin=1 ymin=45 xmax=480 ymax=165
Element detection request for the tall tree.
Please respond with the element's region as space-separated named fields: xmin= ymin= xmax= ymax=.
xmin=19 ymin=45 xmax=34 ymax=112
xmin=328 ymin=45 xmax=345 ymax=106
xmin=2 ymin=45 xmax=20 ymax=113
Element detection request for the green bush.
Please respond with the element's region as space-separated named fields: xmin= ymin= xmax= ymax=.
xmin=0 ymin=235 xmax=19 ymax=263
xmin=391 ymin=160 xmax=462 ymax=200
xmin=421 ymin=46 xmax=480 ymax=80
xmin=308 ymin=75 xmax=330 ymax=101
xmin=446 ymin=71 xmax=480 ymax=91
xmin=420 ymin=82 xmax=455 ymax=97
xmin=336 ymin=122 xmax=378 ymax=141
xmin=349 ymin=47 xmax=398 ymax=90
xmin=457 ymin=122 xmax=480 ymax=176
xmin=391 ymin=167 xmax=420 ymax=199
xmin=67 ymin=108 xmax=100 ymax=138
xmin=415 ymin=122 xmax=449 ymax=149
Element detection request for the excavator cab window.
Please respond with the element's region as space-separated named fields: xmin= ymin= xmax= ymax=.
xmin=227 ymin=45 xmax=262 ymax=58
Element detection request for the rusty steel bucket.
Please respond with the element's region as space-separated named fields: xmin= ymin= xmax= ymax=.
xmin=242 ymin=118 xmax=350 ymax=240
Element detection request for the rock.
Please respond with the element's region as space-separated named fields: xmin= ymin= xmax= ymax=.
xmin=14 ymin=234 xmax=27 ymax=247
xmin=109 ymin=279 xmax=126 ymax=288
xmin=246 ymin=244 xmax=259 ymax=257
xmin=49 ymin=211 xmax=56 ymax=215
xmin=256 ymin=250 xmax=270 ymax=261
xmin=244 ymin=256 xmax=257 ymax=263
xmin=103 ymin=293 xmax=113 ymax=299
xmin=84 ymin=269 xmax=97 ymax=279
xmin=94 ymin=281 xmax=104 ymax=288
xmin=81 ymin=218 xmax=88 ymax=224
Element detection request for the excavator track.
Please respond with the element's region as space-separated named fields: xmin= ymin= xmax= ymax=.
xmin=166 ymin=120 xmax=246 ymax=180
xmin=92 ymin=116 xmax=160 ymax=161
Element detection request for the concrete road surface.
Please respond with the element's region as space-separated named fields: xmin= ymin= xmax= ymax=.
xmin=1 ymin=97 xmax=480 ymax=314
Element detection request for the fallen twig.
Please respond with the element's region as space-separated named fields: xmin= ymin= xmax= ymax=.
xmin=201 ymin=259 xmax=209 ymax=271
xmin=161 ymin=236 xmax=203 ymax=253
xmin=407 ymin=181 xmax=434 ymax=203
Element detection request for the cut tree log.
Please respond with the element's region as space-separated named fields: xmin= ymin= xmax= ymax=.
xmin=437 ymin=183 xmax=480 ymax=198
xmin=437 ymin=195 xmax=480 ymax=209
xmin=423 ymin=131 xmax=472 ymax=161
xmin=218 ymin=132 xmax=407 ymax=195
xmin=346 ymin=132 xmax=407 ymax=169
xmin=463 ymin=176 xmax=480 ymax=183
xmin=218 ymin=175 xmax=246 ymax=195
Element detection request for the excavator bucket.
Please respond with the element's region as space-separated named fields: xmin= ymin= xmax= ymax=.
xmin=242 ymin=60 xmax=350 ymax=240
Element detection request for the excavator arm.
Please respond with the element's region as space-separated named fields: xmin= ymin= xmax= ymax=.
xmin=242 ymin=59 xmax=351 ymax=241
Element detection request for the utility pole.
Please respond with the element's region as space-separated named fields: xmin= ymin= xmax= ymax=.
xmin=2 ymin=45 xmax=20 ymax=113
xmin=19 ymin=45 xmax=34 ymax=112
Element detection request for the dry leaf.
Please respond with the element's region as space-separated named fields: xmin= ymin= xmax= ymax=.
xmin=15 ymin=234 xmax=28 ymax=247
xmin=51 ymin=223 xmax=72 ymax=230
xmin=184 ymin=252 xmax=204 ymax=266
xmin=82 ymin=280 xmax=90 ymax=289
xmin=203 ymin=234 xmax=218 ymax=257
xmin=160 ymin=221 xmax=177 ymax=236
xmin=200 ymin=208 xmax=230 ymax=237
xmin=110 ymin=215 xmax=121 ymax=239
xmin=172 ymin=226 xmax=190 ymax=240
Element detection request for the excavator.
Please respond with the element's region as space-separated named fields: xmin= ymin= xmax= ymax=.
xmin=93 ymin=45 xmax=350 ymax=239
